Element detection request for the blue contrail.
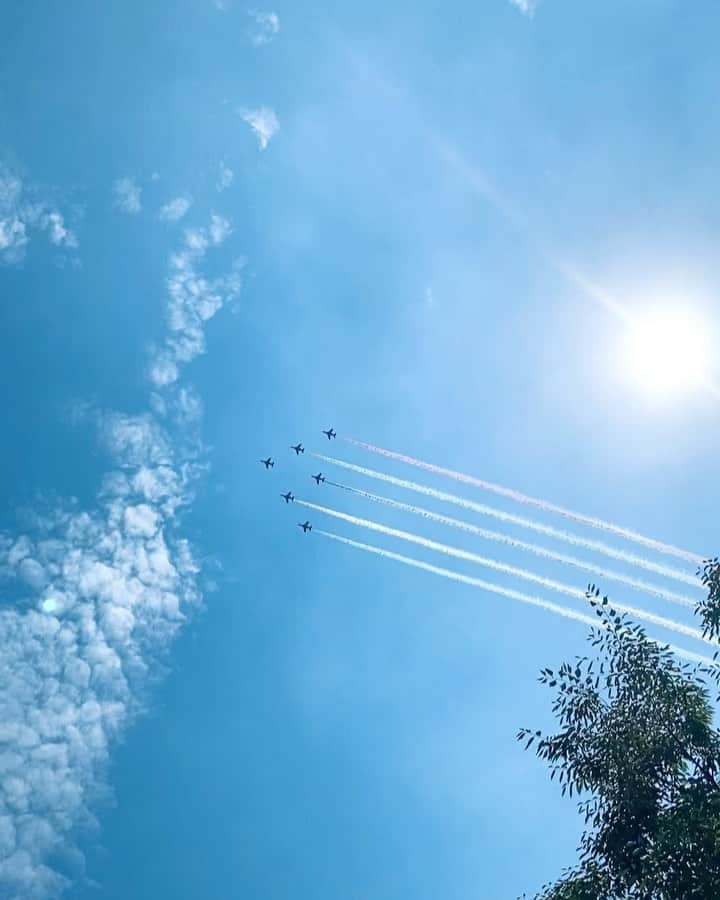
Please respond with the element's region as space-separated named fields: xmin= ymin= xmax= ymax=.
xmin=323 ymin=479 xmax=698 ymax=609
xmin=316 ymin=529 xmax=712 ymax=666
xmin=311 ymin=453 xmax=701 ymax=588
xmin=299 ymin=499 xmax=710 ymax=647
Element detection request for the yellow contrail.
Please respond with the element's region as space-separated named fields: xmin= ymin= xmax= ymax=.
xmin=316 ymin=529 xmax=712 ymax=666
xmin=324 ymin=479 xmax=698 ymax=609
xmin=311 ymin=453 xmax=701 ymax=588
xmin=298 ymin=500 xmax=710 ymax=647
xmin=343 ymin=438 xmax=704 ymax=566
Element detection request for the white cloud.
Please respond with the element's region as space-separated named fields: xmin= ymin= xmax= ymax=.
xmin=0 ymin=164 xmax=78 ymax=264
xmin=238 ymin=106 xmax=279 ymax=150
xmin=208 ymin=215 xmax=232 ymax=245
xmin=123 ymin=504 xmax=159 ymax=538
xmin=148 ymin=216 xmax=242 ymax=387
xmin=113 ymin=178 xmax=142 ymax=214
xmin=147 ymin=356 xmax=179 ymax=389
xmin=158 ymin=196 xmax=193 ymax=223
xmin=0 ymin=219 xmax=27 ymax=259
xmin=98 ymin=411 xmax=172 ymax=467
xmin=0 ymin=469 xmax=200 ymax=895
xmin=217 ymin=163 xmax=234 ymax=192
xmin=0 ymin=169 xmax=27 ymax=264
xmin=0 ymin=214 xmax=240 ymax=895
xmin=248 ymin=10 xmax=280 ymax=46
xmin=17 ymin=558 xmax=47 ymax=590
xmin=509 ymin=0 xmax=538 ymax=16
xmin=40 ymin=212 xmax=77 ymax=249
xmin=151 ymin=385 xmax=204 ymax=428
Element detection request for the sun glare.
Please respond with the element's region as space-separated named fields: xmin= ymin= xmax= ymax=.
xmin=623 ymin=307 xmax=712 ymax=396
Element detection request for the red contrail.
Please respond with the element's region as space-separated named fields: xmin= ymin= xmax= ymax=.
xmin=344 ymin=438 xmax=704 ymax=565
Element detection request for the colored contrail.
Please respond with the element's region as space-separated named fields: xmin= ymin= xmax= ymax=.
xmin=316 ymin=530 xmax=712 ymax=666
xmin=343 ymin=438 xmax=704 ymax=566
xmin=298 ymin=500 xmax=709 ymax=647
xmin=323 ymin=480 xmax=698 ymax=609
xmin=311 ymin=453 xmax=700 ymax=588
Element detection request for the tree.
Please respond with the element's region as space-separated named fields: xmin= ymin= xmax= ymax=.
xmin=518 ymin=561 xmax=720 ymax=899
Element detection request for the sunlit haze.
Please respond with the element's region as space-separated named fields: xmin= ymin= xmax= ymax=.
xmin=2 ymin=2 xmax=720 ymax=899
xmin=623 ymin=307 xmax=714 ymax=397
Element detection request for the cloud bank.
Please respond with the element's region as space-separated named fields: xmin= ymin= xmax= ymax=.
xmin=0 ymin=217 xmax=239 ymax=898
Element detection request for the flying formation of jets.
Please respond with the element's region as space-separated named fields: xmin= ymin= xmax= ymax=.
xmin=260 ymin=429 xmax=337 ymax=533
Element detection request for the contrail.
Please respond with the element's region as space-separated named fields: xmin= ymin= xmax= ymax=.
xmin=343 ymin=439 xmax=704 ymax=566
xmin=299 ymin=500 xmax=709 ymax=647
xmin=316 ymin=530 xmax=713 ymax=666
xmin=311 ymin=453 xmax=700 ymax=588
xmin=324 ymin=480 xmax=698 ymax=609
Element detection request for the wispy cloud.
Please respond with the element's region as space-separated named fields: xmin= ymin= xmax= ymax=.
xmin=238 ymin=106 xmax=279 ymax=150
xmin=509 ymin=0 xmax=538 ymax=16
xmin=0 ymin=216 xmax=239 ymax=896
xmin=113 ymin=177 xmax=142 ymax=214
xmin=248 ymin=9 xmax=280 ymax=46
xmin=217 ymin=163 xmax=234 ymax=192
xmin=158 ymin=196 xmax=193 ymax=223
xmin=0 ymin=163 xmax=78 ymax=264
xmin=149 ymin=215 xmax=243 ymax=388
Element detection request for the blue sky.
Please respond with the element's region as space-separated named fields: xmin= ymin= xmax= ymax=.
xmin=2 ymin=1 xmax=720 ymax=897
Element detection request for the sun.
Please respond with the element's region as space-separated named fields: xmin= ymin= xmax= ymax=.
xmin=622 ymin=307 xmax=712 ymax=396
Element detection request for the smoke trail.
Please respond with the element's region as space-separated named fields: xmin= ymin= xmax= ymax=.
xmin=324 ymin=479 xmax=698 ymax=609
xmin=343 ymin=439 xmax=704 ymax=566
xmin=317 ymin=530 xmax=712 ymax=666
xmin=299 ymin=500 xmax=709 ymax=646
xmin=312 ymin=453 xmax=700 ymax=588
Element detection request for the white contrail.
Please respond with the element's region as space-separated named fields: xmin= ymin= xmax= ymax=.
xmin=343 ymin=438 xmax=704 ymax=566
xmin=316 ymin=530 xmax=713 ymax=666
xmin=324 ymin=480 xmax=698 ymax=609
xmin=312 ymin=453 xmax=701 ymax=588
xmin=299 ymin=499 xmax=709 ymax=647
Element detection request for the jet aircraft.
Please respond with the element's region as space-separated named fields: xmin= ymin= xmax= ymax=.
xmin=260 ymin=457 xmax=274 ymax=469
xmin=297 ymin=521 xmax=312 ymax=533
xmin=322 ymin=428 xmax=336 ymax=440
xmin=291 ymin=443 xmax=305 ymax=455
xmin=281 ymin=491 xmax=295 ymax=504
xmin=311 ymin=473 xmax=325 ymax=485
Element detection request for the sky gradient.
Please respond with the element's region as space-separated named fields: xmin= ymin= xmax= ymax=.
xmin=2 ymin=1 xmax=720 ymax=898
